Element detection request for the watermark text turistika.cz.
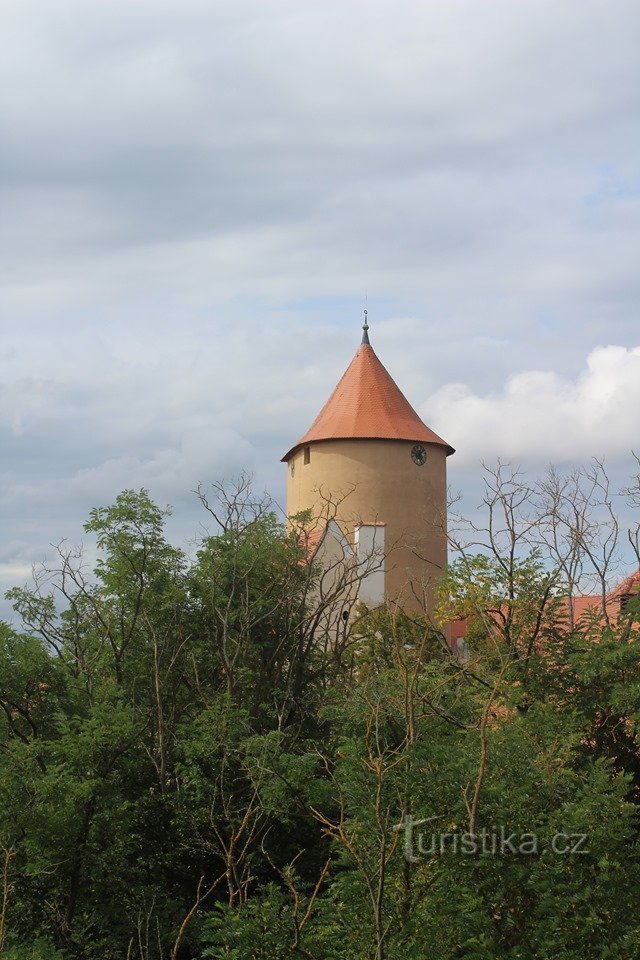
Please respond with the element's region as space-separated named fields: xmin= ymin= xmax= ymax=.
xmin=395 ymin=815 xmax=589 ymax=862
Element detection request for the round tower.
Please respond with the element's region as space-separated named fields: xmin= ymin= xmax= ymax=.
xmin=282 ymin=317 xmax=455 ymax=616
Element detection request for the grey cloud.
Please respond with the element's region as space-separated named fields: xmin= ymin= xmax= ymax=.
xmin=1 ymin=0 xmax=639 ymax=619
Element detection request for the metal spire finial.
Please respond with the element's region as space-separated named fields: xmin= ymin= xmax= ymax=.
xmin=361 ymin=308 xmax=370 ymax=345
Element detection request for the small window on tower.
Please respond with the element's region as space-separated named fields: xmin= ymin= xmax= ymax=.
xmin=304 ymin=447 xmax=311 ymax=465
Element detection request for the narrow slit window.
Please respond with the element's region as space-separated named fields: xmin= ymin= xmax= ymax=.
xmin=304 ymin=446 xmax=311 ymax=465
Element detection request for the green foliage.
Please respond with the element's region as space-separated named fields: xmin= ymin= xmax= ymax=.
xmin=201 ymin=889 xmax=297 ymax=959
xmin=0 ymin=939 xmax=66 ymax=960
xmin=1 ymin=490 xmax=640 ymax=959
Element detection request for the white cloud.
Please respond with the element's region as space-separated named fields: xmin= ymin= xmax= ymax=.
xmin=426 ymin=345 xmax=640 ymax=465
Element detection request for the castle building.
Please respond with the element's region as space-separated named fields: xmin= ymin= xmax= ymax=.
xmin=282 ymin=317 xmax=454 ymax=617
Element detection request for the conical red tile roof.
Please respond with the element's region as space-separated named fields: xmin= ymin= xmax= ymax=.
xmin=283 ymin=340 xmax=454 ymax=461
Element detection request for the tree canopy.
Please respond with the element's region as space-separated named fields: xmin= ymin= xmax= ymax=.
xmin=1 ymin=465 xmax=640 ymax=959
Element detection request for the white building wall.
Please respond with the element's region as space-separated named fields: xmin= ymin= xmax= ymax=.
xmin=354 ymin=523 xmax=385 ymax=607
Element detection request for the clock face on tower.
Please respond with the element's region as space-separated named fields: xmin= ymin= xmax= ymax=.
xmin=411 ymin=443 xmax=427 ymax=466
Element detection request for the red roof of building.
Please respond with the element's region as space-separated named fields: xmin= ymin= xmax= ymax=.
xmin=608 ymin=570 xmax=640 ymax=600
xmin=449 ymin=570 xmax=640 ymax=651
xmin=299 ymin=525 xmax=327 ymax=562
xmin=571 ymin=595 xmax=601 ymax=621
xmin=283 ymin=338 xmax=454 ymax=461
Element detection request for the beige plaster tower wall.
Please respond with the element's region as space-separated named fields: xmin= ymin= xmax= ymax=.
xmin=286 ymin=438 xmax=448 ymax=613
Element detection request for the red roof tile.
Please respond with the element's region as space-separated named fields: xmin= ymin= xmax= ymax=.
xmin=571 ymin=595 xmax=601 ymax=621
xmin=450 ymin=569 xmax=640 ymax=643
xmin=300 ymin=525 xmax=327 ymax=562
xmin=608 ymin=570 xmax=640 ymax=600
xmin=283 ymin=342 xmax=454 ymax=461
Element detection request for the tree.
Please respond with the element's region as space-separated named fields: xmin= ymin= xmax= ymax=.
xmin=1 ymin=466 xmax=640 ymax=959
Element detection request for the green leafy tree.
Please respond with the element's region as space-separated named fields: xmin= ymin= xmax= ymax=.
xmin=1 ymin=467 xmax=640 ymax=959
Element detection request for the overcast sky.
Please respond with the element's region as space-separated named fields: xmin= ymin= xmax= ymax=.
xmin=1 ymin=0 xmax=639 ymax=614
